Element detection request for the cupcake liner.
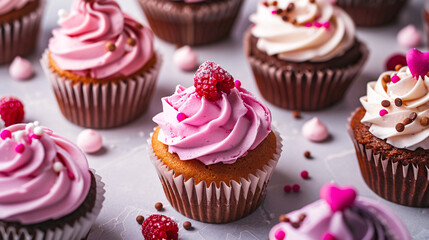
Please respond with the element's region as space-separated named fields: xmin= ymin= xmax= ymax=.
xmin=138 ymin=0 xmax=243 ymax=46
xmin=0 ymin=171 xmax=105 ymax=240
xmin=245 ymin=31 xmax=369 ymax=111
xmin=41 ymin=50 xmax=162 ymax=129
xmin=336 ymin=0 xmax=408 ymax=27
xmin=0 ymin=0 xmax=45 ymax=64
xmin=148 ymin=128 xmax=282 ymax=223
xmin=347 ymin=108 xmax=429 ymax=207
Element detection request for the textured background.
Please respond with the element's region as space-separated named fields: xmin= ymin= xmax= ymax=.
xmin=0 ymin=0 xmax=428 ymax=239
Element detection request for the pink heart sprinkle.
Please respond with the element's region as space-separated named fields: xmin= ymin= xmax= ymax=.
xmin=0 ymin=130 xmax=11 ymax=140
xmin=272 ymin=10 xmax=277 ymax=14
xmin=379 ymin=109 xmax=388 ymax=117
xmin=68 ymin=171 xmax=75 ymax=180
xmin=322 ymin=233 xmax=337 ymax=240
xmin=320 ymin=183 xmax=357 ymax=212
xmin=274 ymin=229 xmax=286 ymax=240
xmin=15 ymin=144 xmax=25 ymax=153
xmin=323 ymin=21 xmax=330 ymax=29
xmin=314 ymin=22 xmax=322 ymax=28
xmin=406 ymin=48 xmax=429 ymax=79
xmin=391 ymin=75 xmax=401 ymax=83
xmin=305 ymin=22 xmax=312 ymax=27
xmin=177 ymin=113 xmax=186 ymax=122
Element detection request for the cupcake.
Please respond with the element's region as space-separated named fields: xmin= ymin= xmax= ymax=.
xmin=41 ymin=0 xmax=161 ymax=129
xmin=0 ymin=0 xmax=45 ymax=64
xmin=269 ymin=183 xmax=411 ymax=240
xmin=0 ymin=122 xmax=105 ymax=239
xmin=150 ymin=61 xmax=282 ymax=223
xmin=348 ymin=48 xmax=429 ymax=207
xmin=244 ymin=0 xmax=368 ymax=111
xmin=335 ymin=0 xmax=408 ymax=27
xmin=138 ymin=0 xmax=243 ymax=46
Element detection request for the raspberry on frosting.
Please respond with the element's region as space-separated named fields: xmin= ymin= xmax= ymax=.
xmin=194 ymin=61 xmax=235 ymax=101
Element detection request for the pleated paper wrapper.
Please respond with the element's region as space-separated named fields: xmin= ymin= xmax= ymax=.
xmin=149 ymin=129 xmax=282 ymax=223
xmin=138 ymin=0 xmax=243 ymax=46
xmin=0 ymin=171 xmax=105 ymax=240
xmin=244 ymin=31 xmax=369 ymax=111
xmin=0 ymin=0 xmax=45 ymax=64
xmin=41 ymin=50 xmax=162 ymax=129
xmin=348 ymin=108 xmax=429 ymax=207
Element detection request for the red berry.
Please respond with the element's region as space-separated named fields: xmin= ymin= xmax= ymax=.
xmin=385 ymin=54 xmax=406 ymax=71
xmin=0 ymin=96 xmax=24 ymax=127
xmin=194 ymin=61 xmax=235 ymax=101
xmin=142 ymin=214 xmax=179 ymax=240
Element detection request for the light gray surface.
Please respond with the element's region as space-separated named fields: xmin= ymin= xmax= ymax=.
xmin=0 ymin=0 xmax=428 ymax=239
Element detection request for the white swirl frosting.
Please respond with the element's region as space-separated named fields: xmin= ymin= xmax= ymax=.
xmin=249 ymin=0 xmax=355 ymax=62
xmin=360 ymin=67 xmax=429 ymax=150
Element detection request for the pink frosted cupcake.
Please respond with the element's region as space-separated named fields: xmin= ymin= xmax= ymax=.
xmin=0 ymin=122 xmax=105 ymax=239
xmin=0 ymin=0 xmax=45 ymax=64
xmin=41 ymin=0 xmax=161 ymax=129
xmin=269 ymin=183 xmax=411 ymax=240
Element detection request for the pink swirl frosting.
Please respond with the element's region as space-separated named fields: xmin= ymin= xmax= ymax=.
xmin=0 ymin=0 xmax=33 ymax=15
xmin=49 ymin=0 xmax=154 ymax=79
xmin=153 ymin=85 xmax=272 ymax=165
xmin=0 ymin=123 xmax=91 ymax=224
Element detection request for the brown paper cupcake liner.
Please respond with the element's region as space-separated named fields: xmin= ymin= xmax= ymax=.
xmin=148 ymin=129 xmax=282 ymax=223
xmin=0 ymin=0 xmax=44 ymax=64
xmin=0 ymin=171 xmax=105 ymax=240
xmin=347 ymin=108 xmax=429 ymax=207
xmin=336 ymin=0 xmax=408 ymax=27
xmin=41 ymin=50 xmax=162 ymax=129
xmin=138 ymin=0 xmax=243 ymax=46
xmin=245 ymin=33 xmax=369 ymax=111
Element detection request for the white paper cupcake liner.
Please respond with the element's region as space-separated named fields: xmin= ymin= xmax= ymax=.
xmin=148 ymin=128 xmax=282 ymax=223
xmin=41 ymin=50 xmax=162 ymax=129
xmin=0 ymin=170 xmax=105 ymax=240
xmin=347 ymin=108 xmax=429 ymax=207
xmin=0 ymin=0 xmax=45 ymax=64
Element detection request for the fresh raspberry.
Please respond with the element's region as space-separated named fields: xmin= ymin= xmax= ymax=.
xmin=142 ymin=214 xmax=179 ymax=240
xmin=194 ymin=61 xmax=234 ymax=101
xmin=385 ymin=54 xmax=406 ymax=71
xmin=0 ymin=96 xmax=24 ymax=127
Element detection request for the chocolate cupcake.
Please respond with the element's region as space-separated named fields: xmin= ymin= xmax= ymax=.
xmin=269 ymin=183 xmax=411 ymax=240
xmin=0 ymin=122 xmax=105 ymax=239
xmin=348 ymin=49 xmax=429 ymax=207
xmin=150 ymin=61 xmax=282 ymax=223
xmin=0 ymin=0 xmax=45 ymax=64
xmin=138 ymin=0 xmax=243 ymax=46
xmin=245 ymin=0 xmax=368 ymax=111
xmin=41 ymin=0 xmax=161 ymax=129
xmin=336 ymin=0 xmax=408 ymax=27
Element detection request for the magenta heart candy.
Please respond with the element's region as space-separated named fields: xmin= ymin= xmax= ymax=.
xmin=320 ymin=184 xmax=357 ymax=212
xmin=406 ymin=48 xmax=429 ymax=79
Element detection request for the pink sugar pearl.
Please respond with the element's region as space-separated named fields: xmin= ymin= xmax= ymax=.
xmin=274 ymin=229 xmax=286 ymax=240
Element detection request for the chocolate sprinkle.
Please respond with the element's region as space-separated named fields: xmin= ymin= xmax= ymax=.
xmin=409 ymin=112 xmax=417 ymax=121
xmin=421 ymin=117 xmax=429 ymax=127
xmin=135 ymin=22 xmax=143 ymax=29
xmin=127 ymin=38 xmax=137 ymax=46
xmin=395 ymin=64 xmax=403 ymax=71
xmin=382 ymin=75 xmax=391 ymax=83
xmin=394 ymin=98 xmax=403 ymax=107
xmin=183 ymin=221 xmax=192 ymax=230
xmin=304 ymin=151 xmax=311 ymax=159
xmin=279 ymin=215 xmax=290 ymax=222
xmin=309 ymin=0 xmax=315 ymax=3
xmin=282 ymin=15 xmax=289 ymax=21
xmin=395 ymin=123 xmax=405 ymax=132
xmin=272 ymin=1 xmax=278 ymax=6
xmin=293 ymin=110 xmax=301 ymax=119
xmin=298 ymin=214 xmax=306 ymax=222
xmin=291 ymin=222 xmax=300 ymax=229
xmin=403 ymin=118 xmax=412 ymax=125
xmin=105 ymin=42 xmax=116 ymax=52
xmin=287 ymin=3 xmax=295 ymax=12
xmin=136 ymin=215 xmax=144 ymax=225
xmin=381 ymin=100 xmax=390 ymax=108
xmin=155 ymin=202 xmax=164 ymax=211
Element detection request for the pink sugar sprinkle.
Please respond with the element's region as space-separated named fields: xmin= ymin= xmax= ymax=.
xmin=314 ymin=22 xmax=322 ymax=28
xmin=379 ymin=109 xmax=388 ymax=117
xmin=283 ymin=185 xmax=292 ymax=193
xmin=301 ymin=170 xmax=310 ymax=179
xmin=275 ymin=229 xmax=286 ymax=240
xmin=323 ymin=21 xmax=330 ymax=29
xmin=0 ymin=130 xmax=11 ymax=140
xmin=322 ymin=233 xmax=337 ymax=240
xmin=305 ymin=22 xmax=312 ymax=27
xmin=30 ymin=134 xmax=41 ymax=140
xmin=292 ymin=184 xmax=301 ymax=193
xmin=235 ymin=80 xmax=242 ymax=88
xmin=68 ymin=171 xmax=75 ymax=180
xmin=177 ymin=113 xmax=186 ymax=122
xmin=15 ymin=144 xmax=25 ymax=153
xmin=272 ymin=10 xmax=277 ymax=14
xmin=391 ymin=75 xmax=401 ymax=83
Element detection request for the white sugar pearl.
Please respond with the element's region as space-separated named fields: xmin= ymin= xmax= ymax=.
xmin=34 ymin=126 xmax=44 ymax=136
xmin=33 ymin=121 xmax=40 ymax=126
xmin=53 ymin=162 xmax=64 ymax=173
xmin=58 ymin=9 xmax=68 ymax=19
xmin=14 ymin=131 xmax=24 ymax=141
xmin=25 ymin=123 xmax=35 ymax=131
